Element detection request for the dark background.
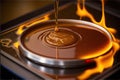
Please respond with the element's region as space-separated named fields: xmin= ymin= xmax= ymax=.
xmin=0 ymin=0 xmax=54 ymax=24
xmin=1 ymin=0 xmax=120 ymax=24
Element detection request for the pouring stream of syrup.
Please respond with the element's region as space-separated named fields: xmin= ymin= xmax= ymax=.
xmin=54 ymin=0 xmax=59 ymax=32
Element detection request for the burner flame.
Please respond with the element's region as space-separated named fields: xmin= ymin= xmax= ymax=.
xmin=76 ymin=0 xmax=120 ymax=79
xmin=16 ymin=14 xmax=50 ymax=35
xmin=14 ymin=14 xmax=50 ymax=48
xmin=76 ymin=0 xmax=116 ymax=34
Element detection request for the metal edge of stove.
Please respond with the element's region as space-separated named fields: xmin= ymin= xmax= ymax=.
xmin=1 ymin=51 xmax=49 ymax=80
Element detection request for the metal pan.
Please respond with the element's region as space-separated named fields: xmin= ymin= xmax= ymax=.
xmin=19 ymin=19 xmax=113 ymax=68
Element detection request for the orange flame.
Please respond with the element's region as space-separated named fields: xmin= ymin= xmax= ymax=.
xmin=16 ymin=14 xmax=50 ymax=35
xmin=14 ymin=14 xmax=50 ymax=48
xmin=76 ymin=0 xmax=120 ymax=79
xmin=78 ymin=42 xmax=119 ymax=80
xmin=76 ymin=0 xmax=116 ymax=34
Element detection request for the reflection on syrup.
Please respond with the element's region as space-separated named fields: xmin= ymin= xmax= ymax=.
xmin=45 ymin=29 xmax=77 ymax=46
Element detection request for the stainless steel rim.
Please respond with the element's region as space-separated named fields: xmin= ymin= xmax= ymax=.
xmin=19 ymin=19 xmax=113 ymax=68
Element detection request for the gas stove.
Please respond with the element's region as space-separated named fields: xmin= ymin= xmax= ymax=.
xmin=1 ymin=0 xmax=120 ymax=80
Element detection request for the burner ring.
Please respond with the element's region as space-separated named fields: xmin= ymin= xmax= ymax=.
xmin=19 ymin=19 xmax=113 ymax=68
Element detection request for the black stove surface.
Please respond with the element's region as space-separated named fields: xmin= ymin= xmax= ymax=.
xmin=1 ymin=0 xmax=120 ymax=80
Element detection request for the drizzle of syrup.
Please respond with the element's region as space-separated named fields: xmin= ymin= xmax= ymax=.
xmin=54 ymin=0 xmax=59 ymax=32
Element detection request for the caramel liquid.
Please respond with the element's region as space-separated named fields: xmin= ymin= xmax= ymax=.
xmin=23 ymin=24 xmax=111 ymax=59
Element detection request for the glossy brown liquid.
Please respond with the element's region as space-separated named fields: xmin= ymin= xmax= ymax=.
xmin=23 ymin=23 xmax=112 ymax=59
xmin=45 ymin=29 xmax=78 ymax=46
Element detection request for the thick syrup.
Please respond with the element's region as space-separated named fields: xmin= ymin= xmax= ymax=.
xmin=23 ymin=23 xmax=112 ymax=59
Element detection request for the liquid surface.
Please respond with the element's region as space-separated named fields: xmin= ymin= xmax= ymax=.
xmin=45 ymin=29 xmax=77 ymax=46
xmin=22 ymin=22 xmax=112 ymax=59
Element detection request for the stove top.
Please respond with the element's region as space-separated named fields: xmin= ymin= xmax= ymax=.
xmin=1 ymin=0 xmax=120 ymax=80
